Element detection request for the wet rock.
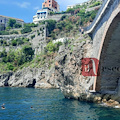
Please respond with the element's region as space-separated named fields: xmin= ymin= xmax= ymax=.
xmin=0 ymin=72 xmax=13 ymax=87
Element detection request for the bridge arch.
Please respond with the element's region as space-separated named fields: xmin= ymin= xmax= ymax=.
xmin=95 ymin=4 xmax=120 ymax=95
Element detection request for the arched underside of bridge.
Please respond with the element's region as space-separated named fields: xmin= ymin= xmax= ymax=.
xmin=95 ymin=11 xmax=120 ymax=94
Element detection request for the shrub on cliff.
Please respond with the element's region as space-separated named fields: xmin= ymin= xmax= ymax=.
xmin=0 ymin=49 xmax=7 ymax=58
xmin=10 ymin=38 xmax=29 ymax=46
xmin=66 ymin=8 xmax=74 ymax=14
xmin=21 ymin=26 xmax=32 ymax=34
xmin=10 ymin=30 xmax=19 ymax=34
xmin=12 ymin=40 xmax=17 ymax=46
xmin=0 ymin=44 xmax=34 ymax=70
xmin=24 ymin=23 xmax=38 ymax=28
xmin=44 ymin=20 xmax=56 ymax=34
xmin=45 ymin=41 xmax=62 ymax=53
xmin=14 ymin=23 xmax=22 ymax=28
xmin=31 ymin=35 xmax=35 ymax=39
xmin=8 ymin=19 xmax=16 ymax=28
xmin=0 ymin=31 xmax=9 ymax=35
xmin=89 ymin=1 xmax=101 ymax=8
xmin=45 ymin=41 xmax=56 ymax=53
xmin=50 ymin=11 xmax=55 ymax=15
xmin=22 ymin=45 xmax=34 ymax=61
xmin=56 ymin=21 xmax=66 ymax=30
xmin=61 ymin=15 xmax=67 ymax=21
xmin=7 ymin=63 xmax=14 ymax=70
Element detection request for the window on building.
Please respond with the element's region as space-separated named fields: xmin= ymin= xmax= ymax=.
xmin=49 ymin=4 xmax=51 ymax=6
xmin=49 ymin=0 xmax=51 ymax=2
xmin=1 ymin=20 xmax=2 ymax=23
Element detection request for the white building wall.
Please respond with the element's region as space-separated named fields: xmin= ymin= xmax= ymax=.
xmin=33 ymin=8 xmax=51 ymax=24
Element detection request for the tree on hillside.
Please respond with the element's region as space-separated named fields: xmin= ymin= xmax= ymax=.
xmin=66 ymin=8 xmax=74 ymax=14
xmin=14 ymin=23 xmax=22 ymax=28
xmin=8 ymin=19 xmax=16 ymax=28
xmin=21 ymin=26 xmax=32 ymax=34
xmin=22 ymin=45 xmax=34 ymax=61
xmin=45 ymin=20 xmax=56 ymax=34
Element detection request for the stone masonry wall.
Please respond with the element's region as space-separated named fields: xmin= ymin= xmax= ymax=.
xmin=0 ymin=24 xmax=46 ymax=54
xmin=47 ymin=13 xmax=71 ymax=21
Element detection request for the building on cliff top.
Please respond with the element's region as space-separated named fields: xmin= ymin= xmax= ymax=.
xmin=0 ymin=15 xmax=24 ymax=31
xmin=42 ymin=0 xmax=59 ymax=12
xmin=33 ymin=0 xmax=60 ymax=24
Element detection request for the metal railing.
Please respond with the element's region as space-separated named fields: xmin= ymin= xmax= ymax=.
xmin=84 ymin=0 xmax=109 ymax=31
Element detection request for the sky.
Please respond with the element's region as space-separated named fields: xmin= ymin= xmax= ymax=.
xmin=0 ymin=0 xmax=88 ymax=23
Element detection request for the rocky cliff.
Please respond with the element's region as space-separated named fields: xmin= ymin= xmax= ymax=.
xmin=1 ymin=32 xmax=120 ymax=108
xmin=0 ymin=33 xmax=92 ymax=90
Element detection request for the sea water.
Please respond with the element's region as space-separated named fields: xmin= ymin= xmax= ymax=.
xmin=0 ymin=87 xmax=120 ymax=120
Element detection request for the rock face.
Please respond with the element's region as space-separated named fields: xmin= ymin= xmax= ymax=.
xmin=0 ymin=33 xmax=120 ymax=108
xmin=0 ymin=68 xmax=58 ymax=89
xmin=0 ymin=72 xmax=13 ymax=86
xmin=0 ymin=34 xmax=92 ymax=91
xmin=52 ymin=36 xmax=93 ymax=99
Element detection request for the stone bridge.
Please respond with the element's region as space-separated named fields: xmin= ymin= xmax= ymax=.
xmin=84 ymin=0 xmax=120 ymax=95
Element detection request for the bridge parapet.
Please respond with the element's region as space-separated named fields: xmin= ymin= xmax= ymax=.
xmin=84 ymin=0 xmax=120 ymax=35
xmin=83 ymin=0 xmax=120 ymax=92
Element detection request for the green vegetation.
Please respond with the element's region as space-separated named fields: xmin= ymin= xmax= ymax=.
xmin=10 ymin=30 xmax=19 ymax=34
xmin=42 ymin=20 xmax=56 ymax=34
xmin=21 ymin=23 xmax=38 ymax=34
xmin=50 ymin=11 xmax=55 ymax=15
xmin=24 ymin=23 xmax=38 ymax=28
xmin=0 ymin=45 xmax=34 ymax=71
xmin=11 ymin=38 xmax=29 ymax=46
xmin=7 ymin=19 xmax=22 ymax=29
xmin=89 ymin=1 xmax=101 ymax=8
xmin=61 ymin=15 xmax=67 ymax=21
xmin=45 ymin=2 xmax=99 ymax=39
xmin=0 ymin=38 xmax=29 ymax=47
xmin=0 ymin=22 xmax=38 ymax=35
xmin=77 ymin=10 xmax=98 ymax=26
xmin=0 ymin=40 xmax=8 ymax=46
xmin=0 ymin=30 xmax=19 ymax=35
xmin=45 ymin=41 xmax=62 ymax=53
xmin=21 ymin=26 xmax=32 ymax=34
xmin=0 ymin=0 xmax=101 ymax=73
xmin=14 ymin=23 xmax=22 ymax=28
xmin=31 ymin=35 xmax=35 ymax=39
xmin=56 ymin=20 xmax=73 ymax=31
xmin=37 ymin=30 xmax=40 ymax=36
xmin=0 ymin=31 xmax=9 ymax=35
xmin=8 ymin=19 xmax=16 ymax=28
xmin=66 ymin=8 xmax=74 ymax=14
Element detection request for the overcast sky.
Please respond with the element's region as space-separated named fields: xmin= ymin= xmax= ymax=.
xmin=0 ymin=0 xmax=88 ymax=23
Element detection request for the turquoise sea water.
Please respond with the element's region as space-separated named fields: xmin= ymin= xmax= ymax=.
xmin=0 ymin=87 xmax=120 ymax=120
